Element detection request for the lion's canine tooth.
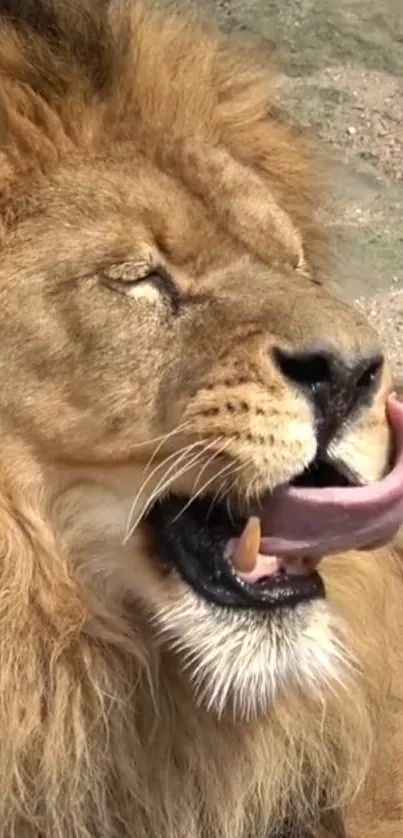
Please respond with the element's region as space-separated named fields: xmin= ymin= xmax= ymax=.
xmin=232 ymin=516 xmax=261 ymax=572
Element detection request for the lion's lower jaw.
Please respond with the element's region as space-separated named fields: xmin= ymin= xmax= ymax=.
xmin=152 ymin=588 xmax=355 ymax=719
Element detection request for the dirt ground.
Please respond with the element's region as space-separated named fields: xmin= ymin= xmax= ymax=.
xmin=186 ymin=0 xmax=403 ymax=375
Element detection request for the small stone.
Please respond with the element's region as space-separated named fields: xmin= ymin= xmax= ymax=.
xmin=347 ymin=126 xmax=357 ymax=135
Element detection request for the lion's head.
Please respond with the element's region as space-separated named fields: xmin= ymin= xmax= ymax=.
xmin=1 ymin=1 xmax=403 ymax=836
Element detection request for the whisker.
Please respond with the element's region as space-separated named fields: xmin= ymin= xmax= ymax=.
xmin=146 ymin=419 xmax=194 ymax=470
xmin=192 ymin=436 xmax=234 ymax=493
xmin=243 ymin=472 xmax=263 ymax=508
xmin=123 ymin=442 xmax=205 ymax=541
xmin=124 ymin=438 xmax=223 ymax=541
xmin=170 ymin=456 xmax=239 ymax=525
xmin=129 ymin=419 xmax=193 ymax=452
xmin=124 ymin=419 xmax=196 ymax=533
xmin=142 ymin=447 xmax=210 ymax=508
xmin=205 ymin=458 xmax=251 ymax=521
xmin=125 ymin=450 xmax=208 ymax=540
xmin=226 ymin=496 xmax=236 ymax=527
xmin=147 ymin=437 xmax=224 ymax=511
xmin=214 ymin=456 xmax=257 ymax=514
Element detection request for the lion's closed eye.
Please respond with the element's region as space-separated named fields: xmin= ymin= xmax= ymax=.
xmin=99 ymin=260 xmax=180 ymax=307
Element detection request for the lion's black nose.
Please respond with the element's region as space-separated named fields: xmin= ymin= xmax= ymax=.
xmin=272 ymin=345 xmax=384 ymax=445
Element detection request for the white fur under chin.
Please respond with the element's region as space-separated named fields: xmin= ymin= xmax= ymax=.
xmin=152 ymin=587 xmax=354 ymax=719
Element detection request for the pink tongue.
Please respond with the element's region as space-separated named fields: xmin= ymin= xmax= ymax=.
xmin=256 ymin=395 xmax=403 ymax=561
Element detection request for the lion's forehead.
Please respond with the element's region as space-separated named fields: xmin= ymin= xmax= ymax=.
xmin=2 ymin=159 xmax=238 ymax=281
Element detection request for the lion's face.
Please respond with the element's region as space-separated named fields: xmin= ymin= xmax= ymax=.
xmin=1 ymin=2 xmax=401 ymax=722
xmin=1 ymin=150 xmax=398 ymax=717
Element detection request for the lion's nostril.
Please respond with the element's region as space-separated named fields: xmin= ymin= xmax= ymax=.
xmin=356 ymin=357 xmax=384 ymax=392
xmin=272 ymin=345 xmax=384 ymax=443
xmin=272 ymin=348 xmax=332 ymax=392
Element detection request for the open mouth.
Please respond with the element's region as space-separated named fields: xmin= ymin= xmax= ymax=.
xmin=147 ymin=396 xmax=403 ymax=610
xmin=147 ymin=493 xmax=326 ymax=609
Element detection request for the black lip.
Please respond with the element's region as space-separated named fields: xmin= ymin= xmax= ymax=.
xmin=146 ymin=495 xmax=324 ymax=610
xmin=291 ymin=456 xmax=355 ymax=489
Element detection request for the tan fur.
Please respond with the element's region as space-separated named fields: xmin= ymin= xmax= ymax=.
xmin=0 ymin=1 xmax=402 ymax=836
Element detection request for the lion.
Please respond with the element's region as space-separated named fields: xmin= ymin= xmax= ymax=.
xmin=0 ymin=0 xmax=402 ymax=836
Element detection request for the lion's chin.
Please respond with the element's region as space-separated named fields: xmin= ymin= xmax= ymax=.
xmin=151 ymin=587 xmax=351 ymax=720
